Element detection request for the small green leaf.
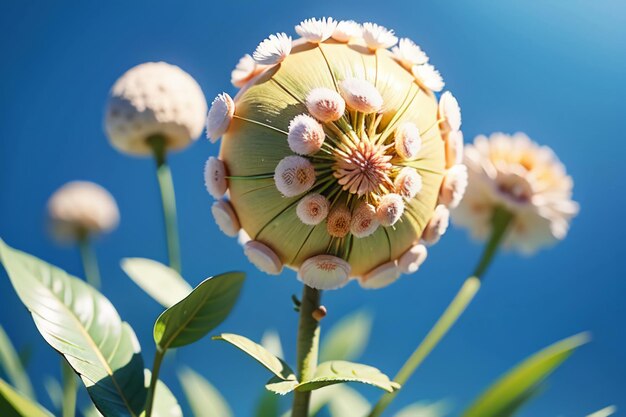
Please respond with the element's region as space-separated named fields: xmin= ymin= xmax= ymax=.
xmin=81 ymin=404 xmax=104 ymax=417
xmin=0 ymin=239 xmax=147 ymax=417
xmin=141 ymin=370 xmax=182 ymax=417
xmin=326 ymin=385 xmax=370 ymax=417
xmin=121 ymin=258 xmax=192 ymax=308
xmin=265 ymin=376 xmax=299 ymax=395
xmin=254 ymin=391 xmax=280 ymax=417
xmin=394 ymin=400 xmax=450 ymax=417
xmin=320 ymin=310 xmax=372 ymax=362
xmin=587 ymin=405 xmax=617 ymax=417
xmin=213 ymin=333 xmax=297 ymax=381
xmin=462 ymin=332 xmax=590 ymax=417
xmin=296 ymin=361 xmax=399 ymax=393
xmin=61 ymin=361 xmax=77 ymax=417
xmin=154 ymin=272 xmax=245 ymax=350
xmin=0 ymin=378 xmax=53 ymax=417
xmin=178 ymin=367 xmax=233 ymax=417
xmin=0 ymin=325 xmax=35 ymax=400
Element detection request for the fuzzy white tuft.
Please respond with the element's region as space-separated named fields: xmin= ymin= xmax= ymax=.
xmin=439 ymin=164 xmax=468 ymax=208
xmin=413 ymin=63 xmax=445 ymax=92
xmin=397 ymin=244 xmax=428 ymax=274
xmin=203 ymin=157 xmax=228 ymax=199
xmin=211 ymin=200 xmax=240 ymax=237
xmin=439 ymin=91 xmax=462 ymax=132
xmin=253 ymin=33 xmax=292 ymax=65
xmin=350 ymin=203 xmax=379 ymax=238
xmin=376 ymin=193 xmax=405 ymax=227
xmin=326 ymin=206 xmax=352 ymax=238
xmin=394 ymin=167 xmax=423 ymax=200
xmin=274 ymin=156 xmax=316 ymax=197
xmin=391 ymin=38 xmax=428 ymax=69
xmin=422 ymin=204 xmax=450 ymax=245
xmin=332 ymin=20 xmax=362 ymax=43
xmin=359 ymin=261 xmax=401 ymax=289
xmin=445 ymin=130 xmax=465 ymax=168
xmin=244 ymin=240 xmax=283 ymax=275
xmin=305 ymin=88 xmax=346 ymax=122
xmin=295 ymin=17 xmax=337 ymax=43
xmin=296 ymin=193 xmax=329 ymax=225
xmin=298 ymin=255 xmax=351 ymax=290
xmin=339 ymin=78 xmax=383 ymax=114
xmin=231 ymin=54 xmax=261 ymax=88
xmin=288 ymin=114 xmax=326 ymax=155
xmin=206 ymin=93 xmax=235 ymax=142
xmin=361 ymin=22 xmax=398 ymax=50
xmin=394 ymin=122 xmax=422 ymax=160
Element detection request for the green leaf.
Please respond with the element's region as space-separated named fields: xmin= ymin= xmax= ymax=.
xmin=254 ymin=391 xmax=280 ymax=417
xmin=178 ymin=367 xmax=233 ymax=417
xmin=394 ymin=400 xmax=450 ymax=417
xmin=82 ymin=404 xmax=104 ymax=417
xmin=0 ymin=239 xmax=147 ymax=417
xmin=320 ymin=310 xmax=372 ymax=362
xmin=0 ymin=378 xmax=53 ymax=417
xmin=43 ymin=377 xmax=62 ymax=412
xmin=326 ymin=385 xmax=370 ymax=417
xmin=121 ymin=258 xmax=192 ymax=308
xmin=0 ymin=325 xmax=35 ymax=399
xmin=213 ymin=333 xmax=297 ymax=381
xmin=154 ymin=272 xmax=245 ymax=350
xmin=141 ymin=370 xmax=182 ymax=417
xmin=587 ymin=405 xmax=617 ymax=417
xmin=61 ymin=361 xmax=77 ymax=417
xmin=462 ymin=332 xmax=590 ymax=417
xmin=265 ymin=376 xmax=299 ymax=395
xmin=296 ymin=361 xmax=400 ymax=393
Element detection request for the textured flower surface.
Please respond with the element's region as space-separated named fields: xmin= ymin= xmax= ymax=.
xmin=206 ymin=18 xmax=467 ymax=289
xmin=104 ymin=62 xmax=207 ymax=155
xmin=452 ymin=132 xmax=579 ymax=254
xmin=48 ymin=181 xmax=120 ymax=241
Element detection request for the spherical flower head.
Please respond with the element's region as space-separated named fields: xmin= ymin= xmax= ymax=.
xmin=47 ymin=181 xmax=120 ymax=241
xmin=206 ymin=93 xmax=235 ymax=143
xmin=439 ymin=164 xmax=468 ymax=208
xmin=422 ymin=204 xmax=450 ymax=245
xmin=398 ymin=244 xmax=428 ymax=274
xmin=413 ymin=63 xmax=445 ymax=92
xmin=211 ymin=200 xmax=240 ymax=237
xmin=295 ymin=17 xmax=337 ymax=43
xmin=104 ymin=62 xmax=207 ymax=156
xmin=452 ymin=132 xmax=579 ymax=254
xmin=339 ymin=78 xmax=383 ymax=114
xmin=391 ymin=38 xmax=429 ymax=69
xmin=439 ymin=91 xmax=462 ymax=133
xmin=212 ymin=21 xmax=454 ymax=286
xmin=244 ymin=241 xmax=283 ymax=275
xmin=359 ymin=261 xmax=401 ymax=289
xmin=288 ymin=114 xmax=326 ymax=155
xmin=332 ymin=20 xmax=362 ymax=43
xmin=394 ymin=122 xmax=422 ymax=160
xmin=305 ymin=88 xmax=346 ymax=122
xmin=253 ymin=33 xmax=292 ymax=65
xmin=231 ymin=54 xmax=262 ymax=88
xmin=296 ymin=193 xmax=329 ymax=225
xmin=204 ymin=157 xmax=228 ymax=199
xmin=298 ymin=255 xmax=351 ymax=290
xmin=361 ymin=22 xmax=398 ymax=50
xmin=274 ymin=155 xmax=316 ymax=197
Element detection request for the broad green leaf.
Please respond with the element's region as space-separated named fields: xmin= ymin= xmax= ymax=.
xmin=462 ymin=333 xmax=590 ymax=417
xmin=0 ymin=378 xmax=53 ymax=417
xmin=261 ymin=329 xmax=284 ymax=359
xmin=394 ymin=400 xmax=450 ymax=417
xmin=0 ymin=325 xmax=35 ymax=399
xmin=265 ymin=376 xmax=299 ymax=395
xmin=178 ymin=367 xmax=232 ymax=417
xmin=326 ymin=385 xmax=370 ymax=417
xmin=0 ymin=239 xmax=147 ymax=417
xmin=121 ymin=258 xmax=192 ymax=308
xmin=296 ymin=361 xmax=400 ymax=393
xmin=142 ymin=370 xmax=182 ymax=417
xmin=320 ymin=310 xmax=372 ymax=362
xmin=254 ymin=391 xmax=280 ymax=417
xmin=587 ymin=406 xmax=617 ymax=417
xmin=82 ymin=404 xmax=104 ymax=417
xmin=154 ymin=272 xmax=245 ymax=350
xmin=61 ymin=361 xmax=77 ymax=417
xmin=213 ymin=333 xmax=297 ymax=381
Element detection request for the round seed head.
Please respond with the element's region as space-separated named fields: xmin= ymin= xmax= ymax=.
xmin=350 ymin=202 xmax=379 ymax=238
xmin=376 ymin=193 xmax=405 ymax=227
xmin=288 ymin=114 xmax=326 ymax=155
xmin=445 ymin=130 xmax=465 ymax=168
xmin=295 ymin=17 xmax=337 ymax=43
xmin=211 ymin=200 xmax=240 ymax=237
xmin=244 ymin=240 xmax=283 ymax=275
xmin=203 ymin=157 xmax=228 ymax=199
xmin=253 ymin=33 xmax=292 ymax=65
xmin=327 ymin=206 xmax=352 ymax=238
xmin=305 ymin=88 xmax=346 ymax=122
xmin=422 ymin=204 xmax=450 ymax=245
xmin=361 ymin=22 xmax=398 ymax=50
xmin=206 ymin=93 xmax=235 ymax=142
xmin=398 ymin=244 xmax=428 ymax=274
xmin=359 ymin=261 xmax=401 ymax=289
xmin=298 ymin=255 xmax=351 ymax=290
xmin=394 ymin=122 xmax=422 ymax=160
xmin=339 ymin=78 xmax=383 ymax=114
xmin=274 ymin=156 xmax=316 ymax=197
xmin=439 ymin=91 xmax=462 ymax=132
xmin=412 ymin=63 xmax=444 ymax=92
xmin=332 ymin=20 xmax=362 ymax=43
xmin=394 ymin=167 xmax=423 ymax=200
xmin=296 ymin=193 xmax=329 ymax=225
xmin=439 ymin=164 xmax=468 ymax=208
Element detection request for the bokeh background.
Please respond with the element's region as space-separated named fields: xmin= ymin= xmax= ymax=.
xmin=1 ymin=1 xmax=625 ymax=416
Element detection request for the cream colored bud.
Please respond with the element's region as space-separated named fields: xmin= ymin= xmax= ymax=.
xmin=398 ymin=244 xmax=428 ymax=274
xmin=274 ymin=156 xmax=316 ymax=197
xmin=298 ymin=255 xmax=351 ymax=290
xmin=391 ymin=38 xmax=429 ymax=69
xmin=376 ymin=193 xmax=405 ymax=227
xmin=339 ymin=78 xmax=383 ymax=114
xmin=203 ymin=157 xmax=228 ymax=199
xmin=296 ymin=193 xmax=329 ymax=225
xmin=211 ymin=200 xmax=240 ymax=237
xmin=439 ymin=165 xmax=468 ymax=208
xmin=422 ymin=204 xmax=450 ymax=245
xmin=332 ymin=20 xmax=362 ymax=43
xmin=295 ymin=17 xmax=337 ymax=44
xmin=394 ymin=167 xmax=423 ymax=200
xmin=350 ymin=203 xmax=379 ymax=238
xmin=253 ymin=33 xmax=292 ymax=65
xmin=305 ymin=88 xmax=346 ymax=123
xmin=394 ymin=122 xmax=422 ymax=161
xmin=231 ymin=54 xmax=259 ymax=88
xmin=288 ymin=114 xmax=326 ymax=155
xmin=206 ymin=93 xmax=235 ymax=142
xmin=244 ymin=240 xmax=283 ymax=275
xmin=412 ymin=63 xmax=444 ymax=92
xmin=327 ymin=206 xmax=352 ymax=238
xmin=439 ymin=91 xmax=461 ymax=132
xmin=361 ymin=22 xmax=398 ymax=50
xmin=445 ymin=130 xmax=465 ymax=168
xmin=359 ymin=261 xmax=401 ymax=289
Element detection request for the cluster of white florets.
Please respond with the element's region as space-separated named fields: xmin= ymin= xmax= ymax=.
xmin=203 ymin=18 xmax=468 ymax=290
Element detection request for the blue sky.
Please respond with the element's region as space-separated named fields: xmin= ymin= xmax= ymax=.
xmin=1 ymin=1 xmax=625 ymax=416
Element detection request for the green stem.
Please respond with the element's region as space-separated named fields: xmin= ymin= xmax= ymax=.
xmin=78 ymin=234 xmax=100 ymax=289
xmin=144 ymin=349 xmax=165 ymax=417
xmin=149 ymin=135 xmax=182 ymax=274
xmin=61 ymin=360 xmax=77 ymax=417
xmin=367 ymin=207 xmax=514 ymax=417
xmin=291 ymin=285 xmax=322 ymax=417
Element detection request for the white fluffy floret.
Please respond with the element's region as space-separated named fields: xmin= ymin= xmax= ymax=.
xmin=298 ymin=255 xmax=351 ymax=290
xmin=296 ymin=193 xmax=329 ymax=225
xmin=274 ymin=156 xmax=316 ymax=197
xmin=359 ymin=261 xmax=401 ymax=289
xmin=295 ymin=17 xmax=337 ymax=43
xmin=332 ymin=20 xmax=362 ymax=43
xmin=288 ymin=114 xmax=326 ymax=155
xmin=439 ymin=164 xmax=468 ymax=209
xmin=376 ymin=193 xmax=405 ymax=227
xmin=253 ymin=33 xmax=292 ymax=65
xmin=361 ymin=22 xmax=398 ymax=50
xmin=394 ymin=167 xmax=423 ymax=200
xmin=339 ymin=78 xmax=383 ymax=114
xmin=422 ymin=204 xmax=450 ymax=245
xmin=305 ymin=88 xmax=346 ymax=122
xmin=211 ymin=200 xmax=240 ymax=237
xmin=391 ymin=38 xmax=429 ymax=69
xmin=244 ymin=240 xmax=283 ymax=275
xmin=397 ymin=244 xmax=428 ymax=274
xmin=394 ymin=122 xmax=422 ymax=160
xmin=204 ymin=157 xmax=228 ymax=199
xmin=439 ymin=91 xmax=462 ymax=132
xmin=206 ymin=93 xmax=235 ymax=143
xmin=413 ymin=63 xmax=445 ymax=92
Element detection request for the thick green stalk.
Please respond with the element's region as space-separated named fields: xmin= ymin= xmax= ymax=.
xmin=144 ymin=349 xmax=165 ymax=417
xmin=78 ymin=234 xmax=101 ymax=289
xmin=291 ymin=285 xmax=322 ymax=417
xmin=149 ymin=135 xmax=182 ymax=274
xmin=61 ymin=361 xmax=77 ymax=417
xmin=367 ymin=207 xmax=514 ymax=417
